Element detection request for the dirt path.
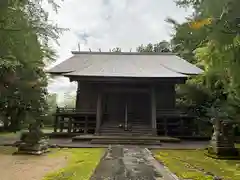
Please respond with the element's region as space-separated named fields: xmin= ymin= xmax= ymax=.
xmin=0 ymin=148 xmax=68 ymax=180
xmin=90 ymin=145 xmax=177 ymax=180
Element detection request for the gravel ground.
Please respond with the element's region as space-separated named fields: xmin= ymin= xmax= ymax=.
xmin=0 ymin=150 xmax=68 ymax=180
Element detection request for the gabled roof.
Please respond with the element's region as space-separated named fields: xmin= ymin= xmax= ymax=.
xmin=48 ymin=51 xmax=203 ymax=78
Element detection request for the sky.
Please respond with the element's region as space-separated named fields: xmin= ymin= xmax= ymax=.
xmin=46 ymin=0 xmax=192 ymax=103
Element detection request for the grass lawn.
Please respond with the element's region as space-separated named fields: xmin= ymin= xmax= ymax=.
xmin=153 ymin=148 xmax=240 ymax=180
xmin=0 ymin=131 xmax=20 ymax=138
xmin=43 ymin=148 xmax=105 ymax=180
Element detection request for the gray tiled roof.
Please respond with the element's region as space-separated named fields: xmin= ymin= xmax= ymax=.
xmin=48 ymin=51 xmax=203 ymax=78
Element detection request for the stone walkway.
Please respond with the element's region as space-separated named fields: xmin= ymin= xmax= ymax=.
xmin=0 ymin=135 xmax=208 ymax=179
xmin=90 ymin=145 xmax=178 ymax=180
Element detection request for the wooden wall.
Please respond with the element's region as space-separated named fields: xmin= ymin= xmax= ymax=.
xmin=76 ymin=81 xmax=98 ymax=112
xmin=75 ymin=81 xmax=176 ymax=112
xmin=155 ymin=83 xmax=176 ymax=110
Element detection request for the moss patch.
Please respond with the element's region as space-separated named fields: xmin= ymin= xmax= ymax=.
xmin=236 ymin=144 xmax=240 ymax=149
xmin=153 ymin=149 xmax=240 ymax=180
xmin=43 ymin=148 xmax=105 ymax=180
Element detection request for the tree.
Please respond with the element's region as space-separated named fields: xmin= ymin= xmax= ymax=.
xmin=0 ymin=1 xmax=64 ymax=131
xmin=168 ymin=1 xmax=240 ymax=156
xmin=166 ymin=18 xmax=208 ymax=64
xmin=137 ymin=41 xmax=171 ymax=52
xmin=111 ymin=47 xmax=122 ymax=52
xmin=62 ymin=93 xmax=76 ymax=108
xmin=169 ymin=0 xmax=240 ymax=105
xmin=42 ymin=93 xmax=57 ymax=125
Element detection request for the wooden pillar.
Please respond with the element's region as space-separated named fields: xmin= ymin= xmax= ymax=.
xmin=173 ymin=84 xmax=176 ymax=109
xmin=54 ymin=107 xmax=60 ymax=132
xmin=151 ymin=87 xmax=157 ymax=136
xmin=180 ymin=118 xmax=184 ymax=136
xmin=96 ymin=91 xmax=102 ymax=135
xmin=124 ymin=101 xmax=128 ymax=130
xmin=84 ymin=116 xmax=88 ymax=134
xmin=75 ymin=81 xmax=81 ymax=109
xmin=60 ymin=116 xmax=64 ymax=132
xmin=54 ymin=116 xmax=58 ymax=132
xmin=68 ymin=117 xmax=72 ymax=133
xmin=164 ymin=118 xmax=168 ymax=136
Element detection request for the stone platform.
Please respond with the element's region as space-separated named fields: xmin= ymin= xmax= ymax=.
xmin=72 ymin=135 xmax=180 ymax=145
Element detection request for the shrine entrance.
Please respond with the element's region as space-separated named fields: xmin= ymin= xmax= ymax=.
xmin=102 ymin=90 xmax=151 ymax=129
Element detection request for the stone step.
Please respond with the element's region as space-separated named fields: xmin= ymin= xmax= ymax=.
xmin=99 ymin=132 xmax=153 ymax=136
xmin=90 ymin=139 xmax=161 ymax=145
xmin=72 ymin=135 xmax=181 ymax=143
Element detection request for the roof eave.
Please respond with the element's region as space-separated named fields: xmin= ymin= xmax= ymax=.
xmin=63 ymin=74 xmax=188 ymax=79
xmin=46 ymin=70 xmax=75 ymax=75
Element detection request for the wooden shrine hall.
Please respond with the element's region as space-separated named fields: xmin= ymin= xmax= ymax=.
xmin=48 ymin=51 xmax=203 ymax=137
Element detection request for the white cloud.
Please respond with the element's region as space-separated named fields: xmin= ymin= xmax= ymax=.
xmin=46 ymin=0 xmax=192 ymax=100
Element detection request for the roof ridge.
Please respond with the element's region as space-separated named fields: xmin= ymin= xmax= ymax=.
xmin=71 ymin=51 xmax=177 ymax=56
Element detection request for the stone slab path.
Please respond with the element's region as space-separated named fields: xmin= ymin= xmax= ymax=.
xmin=90 ymin=145 xmax=178 ymax=180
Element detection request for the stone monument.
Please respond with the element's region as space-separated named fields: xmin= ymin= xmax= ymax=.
xmin=207 ymin=118 xmax=239 ymax=159
xmin=15 ymin=120 xmax=50 ymax=155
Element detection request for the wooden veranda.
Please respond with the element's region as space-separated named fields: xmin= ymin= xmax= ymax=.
xmin=53 ymin=107 xmax=201 ymax=137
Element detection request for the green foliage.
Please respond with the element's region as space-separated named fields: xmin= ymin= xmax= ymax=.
xmin=137 ymin=41 xmax=171 ymax=52
xmin=167 ymin=19 xmax=208 ymax=64
xmin=111 ymin=47 xmax=122 ymax=52
xmin=169 ymin=0 xmax=240 ymax=123
xmin=0 ymin=1 xmax=64 ymax=131
xmin=62 ymin=93 xmax=76 ymax=108
xmin=42 ymin=93 xmax=58 ymax=125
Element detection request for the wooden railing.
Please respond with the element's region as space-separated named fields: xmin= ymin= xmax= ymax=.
xmin=53 ymin=107 xmax=97 ymax=134
xmin=156 ymin=109 xmax=190 ymax=118
xmin=54 ymin=107 xmax=96 ymax=115
xmin=156 ymin=109 xmax=198 ymax=136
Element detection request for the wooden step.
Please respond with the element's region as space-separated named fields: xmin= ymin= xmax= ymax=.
xmin=101 ymin=129 xmax=152 ymax=131
xmin=99 ymin=133 xmax=153 ymax=136
xmin=100 ymin=131 xmax=153 ymax=134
